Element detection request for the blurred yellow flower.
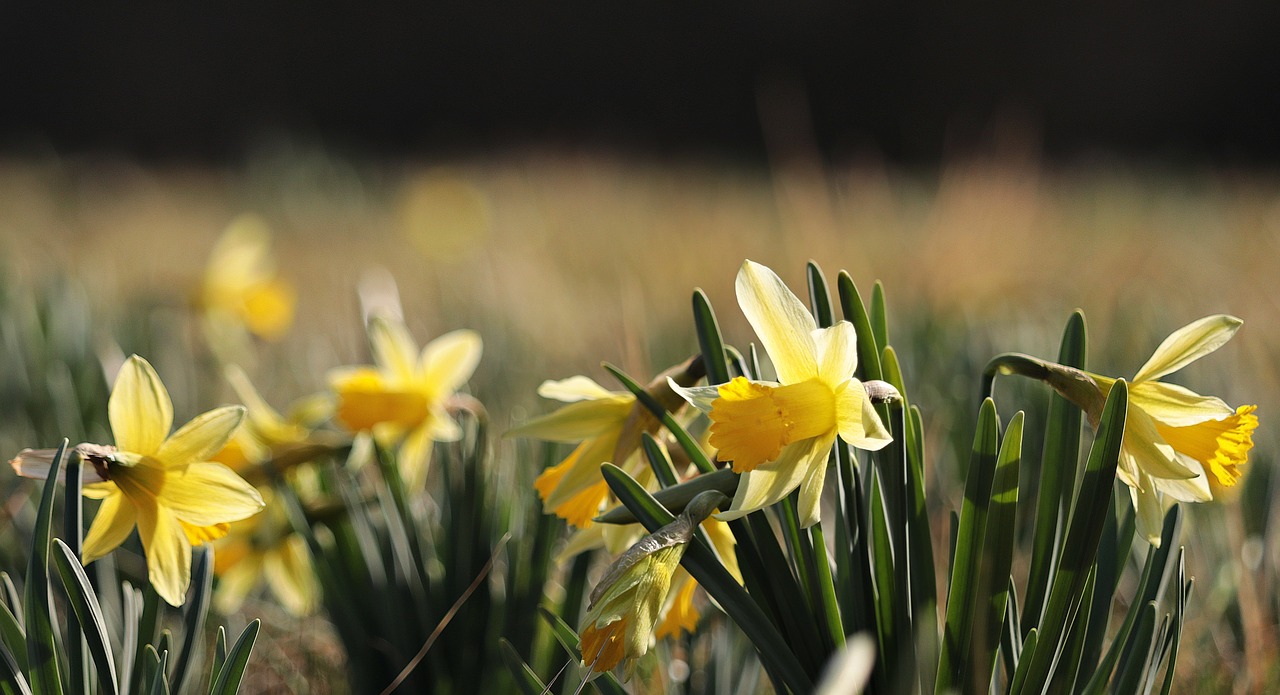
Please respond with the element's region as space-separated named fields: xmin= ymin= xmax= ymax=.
xmin=1085 ymin=315 xmax=1258 ymax=544
xmin=201 ymin=215 xmax=296 ymax=342
xmin=329 ymin=315 xmax=481 ymax=489
xmin=12 ymin=356 xmax=265 ymax=606
xmin=673 ymin=260 xmax=892 ymax=526
xmin=213 ymin=489 xmax=317 ymax=616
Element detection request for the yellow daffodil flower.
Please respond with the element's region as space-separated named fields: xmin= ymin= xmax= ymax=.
xmin=508 ymin=359 xmax=701 ymax=529
xmin=11 ymin=356 xmax=265 ymax=606
xmin=212 ymin=365 xmax=337 ymax=482
xmin=213 ymin=489 xmax=317 ymax=616
xmin=330 ymin=315 xmax=481 ymax=489
xmin=201 ymin=215 xmax=296 ymax=342
xmin=1084 ymin=315 xmax=1258 ymax=544
xmin=673 ymin=260 xmax=892 ymax=527
xmin=579 ymin=491 xmax=726 ymax=678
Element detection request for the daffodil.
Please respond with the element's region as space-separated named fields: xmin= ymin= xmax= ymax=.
xmin=201 ymin=215 xmax=295 ymax=342
xmin=212 ymin=365 xmax=337 ymax=482
xmin=329 ymin=315 xmax=481 ymax=489
xmin=1085 ymin=315 xmax=1258 ymax=544
xmin=507 ymin=359 xmax=701 ymax=530
xmin=579 ymin=491 xmax=726 ymax=678
xmin=10 ymin=356 xmax=265 ymax=606
xmin=673 ymin=260 xmax=892 ymax=527
xmin=213 ymin=489 xmax=317 ymax=616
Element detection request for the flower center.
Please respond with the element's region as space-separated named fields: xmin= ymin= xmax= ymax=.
xmin=708 ymin=376 xmax=837 ymax=472
xmin=335 ymin=387 xmax=431 ymax=432
xmin=1155 ymin=405 xmax=1258 ymax=488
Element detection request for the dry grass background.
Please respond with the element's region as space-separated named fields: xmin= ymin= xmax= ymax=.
xmin=0 ymin=148 xmax=1276 ymax=692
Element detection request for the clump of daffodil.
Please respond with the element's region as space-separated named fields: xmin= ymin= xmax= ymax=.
xmin=673 ymin=260 xmax=893 ymax=527
xmin=579 ymin=491 xmax=727 ymax=678
xmin=987 ymin=315 xmax=1259 ymax=545
xmin=213 ymin=365 xmax=339 ymax=484
xmin=200 ymin=215 xmax=296 ymax=343
xmin=507 ymin=358 xmax=703 ymax=533
xmin=10 ymin=355 xmax=265 ymax=606
xmin=329 ymin=314 xmax=482 ymax=489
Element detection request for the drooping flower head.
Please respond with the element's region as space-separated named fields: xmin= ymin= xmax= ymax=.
xmin=11 ymin=356 xmax=265 ymax=606
xmin=1085 ymin=315 xmax=1258 ymax=544
xmin=579 ymin=491 xmax=726 ymax=678
xmin=329 ymin=315 xmax=482 ymax=489
xmin=674 ymin=260 xmax=892 ymax=527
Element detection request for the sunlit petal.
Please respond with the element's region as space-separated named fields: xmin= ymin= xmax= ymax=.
xmin=1133 ymin=315 xmax=1242 ymax=383
xmin=718 ymin=436 xmax=828 ymax=521
xmin=505 ymin=398 xmax=632 ymax=441
xmin=369 ymin=315 xmax=420 ymax=382
xmin=1132 ymin=472 xmax=1166 ymax=547
xmin=1128 ymin=381 xmax=1235 ymax=426
xmin=1123 ymin=406 xmax=1198 ymax=480
xmin=1152 ymin=454 xmax=1212 ymax=502
xmin=161 ymin=463 xmax=265 ymax=527
xmin=668 ymin=379 xmax=722 ymax=415
xmin=82 ymin=493 xmax=138 ymax=563
xmin=109 ymin=356 xmax=173 ymax=456
xmin=736 ymin=260 xmax=818 ymax=383
xmin=836 ymin=383 xmax=892 ymax=451
xmin=814 ymin=321 xmax=859 ymax=386
xmin=537 ymin=375 xmax=620 ymax=402
xmin=136 ymin=502 xmax=192 ymax=607
xmin=398 ymin=425 xmax=436 ymax=490
xmin=156 ymin=406 xmax=246 ymax=468
xmin=795 ymin=437 xmax=836 ymax=528
xmin=419 ymin=329 xmax=483 ymax=395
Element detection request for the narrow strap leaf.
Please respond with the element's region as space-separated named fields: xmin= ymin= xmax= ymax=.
xmin=25 ymin=439 xmax=66 ymax=695
xmin=51 ymin=539 xmax=118 ymax=695
xmin=209 ymin=619 xmax=260 ymax=695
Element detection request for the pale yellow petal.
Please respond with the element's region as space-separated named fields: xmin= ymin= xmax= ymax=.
xmin=717 ymin=436 xmax=829 ymax=521
xmin=426 ymin=407 xmax=463 ymax=442
xmin=814 ymin=322 xmax=859 ymax=387
xmin=507 ymin=398 xmax=633 ymax=441
xmin=264 ymin=538 xmax=317 ymax=616
xmin=537 ymin=376 xmax=619 ymax=403
xmin=213 ymin=553 xmax=264 ymax=615
xmin=668 ymin=379 xmax=721 ymax=415
xmin=369 ymin=315 xmax=420 ymax=383
xmin=544 ymin=434 xmax=620 ymax=509
xmin=796 ymin=437 xmax=836 ymax=528
xmin=736 ymin=260 xmax=818 ymax=384
xmin=82 ymin=481 xmax=118 ymax=499
xmin=398 ymin=425 xmax=436 ymax=490
xmin=136 ymin=502 xmax=192 ymax=606
xmin=418 ymin=329 xmax=483 ymax=395
xmin=557 ymin=526 xmax=608 ymax=562
xmin=1152 ymin=454 xmax=1212 ymax=503
xmin=836 ymin=383 xmax=893 ymax=451
xmin=156 ymin=406 xmax=246 ymax=468
xmin=82 ymin=493 xmax=138 ymax=563
xmin=109 ymin=356 xmax=173 ymax=456
xmin=1123 ymin=406 xmax=1197 ymax=480
xmin=1128 ymin=381 xmax=1234 ymax=427
xmin=160 ymin=463 xmax=265 ymax=527
xmin=1132 ymin=472 xmax=1166 ymax=547
xmin=1132 ymin=315 xmax=1242 ymax=384
xmin=225 ymin=365 xmax=303 ymax=443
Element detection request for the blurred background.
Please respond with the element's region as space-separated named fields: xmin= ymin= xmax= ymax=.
xmin=1 ymin=4 xmax=1277 ymax=692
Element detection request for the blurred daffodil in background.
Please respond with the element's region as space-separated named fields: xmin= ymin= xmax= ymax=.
xmin=673 ymin=260 xmax=892 ymax=526
xmin=330 ymin=315 xmax=482 ymax=488
xmin=1085 ymin=315 xmax=1259 ymax=544
xmin=213 ymin=488 xmax=317 ymax=616
xmin=11 ymin=355 xmax=265 ymax=606
xmin=200 ymin=215 xmax=296 ymax=357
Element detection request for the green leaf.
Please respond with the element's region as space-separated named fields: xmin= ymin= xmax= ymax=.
xmin=641 ymin=433 xmax=679 ymax=488
xmin=693 ymin=289 xmax=733 ymax=384
xmin=936 ymin=399 xmax=1000 ymax=695
xmin=1024 ymin=311 xmax=1086 ymax=631
xmin=870 ymin=282 xmax=889 ymax=352
xmin=498 ymin=639 xmax=548 ymax=695
xmin=61 ymin=450 xmax=88 ymax=695
xmin=0 ymin=574 xmax=22 ymax=624
xmin=25 ymin=439 xmax=65 ymax=695
xmin=1109 ymin=602 xmax=1157 ymax=695
xmin=51 ymin=539 xmax=118 ymax=695
xmin=210 ymin=627 xmax=227 ymax=695
xmin=600 ymin=463 xmax=814 ymax=693
xmin=836 ymin=271 xmax=883 ymax=383
xmin=0 ymin=600 xmax=27 ymax=674
xmin=603 ymin=363 xmax=715 ymax=475
xmin=806 ymin=261 xmax=836 ymax=329
xmin=208 ymin=619 xmax=259 ymax=695
xmin=594 ymin=469 xmax=738 ymax=525
xmin=170 ymin=546 xmax=213 ymax=695
xmin=1013 ymin=380 xmax=1126 ymax=694
xmin=145 ymin=647 xmax=170 ymax=695
xmin=1007 ymin=628 xmax=1038 ymax=695
xmin=973 ymin=411 xmax=1022 ymax=693
xmin=0 ymin=637 xmax=32 ymax=695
